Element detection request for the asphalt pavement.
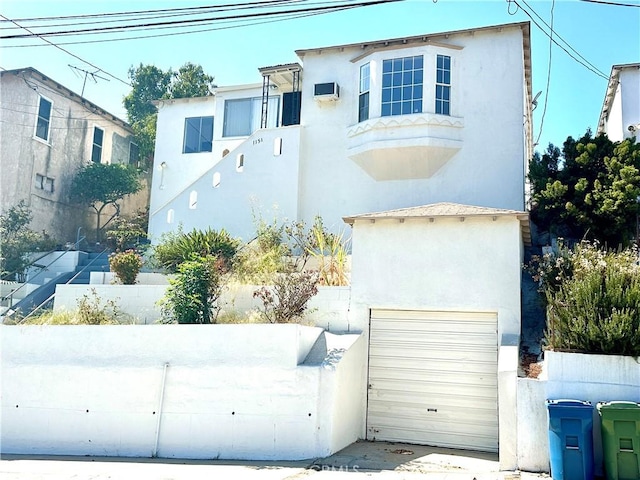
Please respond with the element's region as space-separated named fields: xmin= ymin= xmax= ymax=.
xmin=1 ymin=440 xmax=550 ymax=479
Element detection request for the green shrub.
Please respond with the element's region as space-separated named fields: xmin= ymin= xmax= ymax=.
xmin=253 ymin=270 xmax=319 ymax=323
xmin=105 ymin=208 xmax=149 ymax=252
xmin=537 ymin=242 xmax=640 ymax=356
xmin=109 ymin=250 xmax=143 ymax=285
xmin=152 ymin=227 xmax=239 ymax=274
xmin=160 ymin=255 xmax=223 ymax=324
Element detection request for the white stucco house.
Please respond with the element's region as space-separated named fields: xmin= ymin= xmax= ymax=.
xmin=0 ymin=67 xmax=148 ymax=243
xmin=597 ymin=62 xmax=640 ymax=142
xmin=148 ymin=21 xmax=533 ymax=242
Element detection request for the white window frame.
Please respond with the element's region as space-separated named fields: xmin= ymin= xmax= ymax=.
xmin=34 ymin=94 xmax=53 ymax=143
xmin=435 ymin=54 xmax=451 ymax=116
xmin=222 ymin=96 xmax=280 ymax=138
xmin=183 ymin=116 xmax=214 ymax=154
xmin=359 ymin=63 xmax=371 ymax=123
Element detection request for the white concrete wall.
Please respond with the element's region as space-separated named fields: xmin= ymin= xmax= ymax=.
xmin=0 ymin=324 xmax=363 ymax=460
xmin=53 ymin=283 xmax=351 ymax=328
xmin=54 ymin=284 xmax=167 ymax=324
xmin=90 ymin=272 xmax=171 ymax=285
xmin=348 ymin=214 xmax=523 ymax=468
xmin=516 ymin=351 xmax=640 ymax=475
xmin=620 ymin=67 xmax=640 ymax=140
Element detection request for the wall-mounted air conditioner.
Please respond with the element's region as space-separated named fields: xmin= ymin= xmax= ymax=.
xmin=314 ymin=82 xmax=340 ymax=101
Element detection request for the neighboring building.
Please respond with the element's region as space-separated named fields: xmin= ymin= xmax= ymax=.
xmin=598 ymin=63 xmax=640 ymax=142
xmin=0 ymin=67 xmax=145 ymax=243
xmin=148 ymin=21 xmax=533 ymax=241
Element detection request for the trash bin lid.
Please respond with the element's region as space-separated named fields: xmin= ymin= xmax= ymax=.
xmin=597 ymin=401 xmax=640 ymax=412
xmin=547 ymin=399 xmax=593 ymax=409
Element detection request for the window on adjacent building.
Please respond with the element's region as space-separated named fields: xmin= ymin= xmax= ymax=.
xmin=435 ymin=54 xmax=451 ymax=116
xmin=381 ymin=55 xmax=423 ymax=117
xmin=183 ymin=116 xmax=213 ymax=154
xmin=91 ymin=127 xmax=104 ymax=163
xmin=129 ymin=142 xmax=140 ymax=166
xmin=359 ymin=63 xmax=370 ymax=122
xmin=223 ymin=96 xmax=279 ymax=137
xmin=34 ymin=173 xmax=54 ymax=193
xmin=35 ymin=96 xmax=52 ymax=141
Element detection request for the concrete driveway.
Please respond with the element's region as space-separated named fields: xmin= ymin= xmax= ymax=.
xmin=1 ymin=441 xmax=549 ymax=479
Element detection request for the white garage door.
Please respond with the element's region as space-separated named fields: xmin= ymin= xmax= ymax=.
xmin=367 ymin=309 xmax=498 ymax=452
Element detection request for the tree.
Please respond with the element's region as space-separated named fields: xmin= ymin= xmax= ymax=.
xmin=123 ymin=63 xmax=215 ymax=165
xmin=70 ymin=163 xmax=142 ymax=242
xmin=0 ymin=201 xmax=54 ymax=281
xmin=529 ymin=130 xmax=640 ymax=246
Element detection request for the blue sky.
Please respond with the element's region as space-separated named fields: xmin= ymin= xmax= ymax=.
xmin=1 ymin=0 xmax=638 ymax=153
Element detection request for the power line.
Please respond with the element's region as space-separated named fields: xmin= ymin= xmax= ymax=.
xmin=0 ymin=0 xmax=400 ymax=40
xmin=511 ymin=1 xmax=610 ymax=80
xmin=2 ymin=8 xmax=348 ymax=48
xmin=518 ymin=0 xmax=609 ymax=79
xmin=0 ymin=14 xmax=131 ymax=87
xmin=578 ymin=0 xmax=640 ymax=7
xmin=0 ymin=0 xmax=302 ymax=31
xmin=535 ymin=0 xmax=555 ymax=146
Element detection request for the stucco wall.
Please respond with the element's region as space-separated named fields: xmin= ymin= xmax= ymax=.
xmin=516 ymin=351 xmax=640 ymax=475
xmin=54 ymin=282 xmax=351 ymax=328
xmin=0 ymin=71 xmax=137 ymax=243
xmin=0 ymin=324 xmax=363 ymax=460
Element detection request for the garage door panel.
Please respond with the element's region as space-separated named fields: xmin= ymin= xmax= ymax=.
xmin=367 ymin=309 xmax=498 ymax=453
xmin=369 ymin=425 xmax=498 ymax=452
xmin=368 ymin=358 xmax=496 ymax=376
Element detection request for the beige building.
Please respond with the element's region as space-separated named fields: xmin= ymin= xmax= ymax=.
xmin=0 ymin=67 xmax=147 ymax=243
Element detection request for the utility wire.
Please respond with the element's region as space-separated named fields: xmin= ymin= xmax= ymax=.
xmin=4 ymin=8 xmax=354 ymax=48
xmin=0 ymin=0 xmax=400 ymax=40
xmin=0 ymin=14 xmax=131 ymax=86
xmin=0 ymin=0 xmax=303 ymax=31
xmin=511 ymin=0 xmax=610 ymax=80
xmin=535 ymin=0 xmax=555 ymax=146
xmin=0 ymin=0 xmax=302 ymax=23
xmin=578 ymin=0 xmax=640 ymax=7
xmin=518 ymin=0 xmax=609 ymax=79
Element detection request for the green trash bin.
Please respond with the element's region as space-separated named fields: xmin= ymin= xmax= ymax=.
xmin=597 ymin=401 xmax=640 ymax=480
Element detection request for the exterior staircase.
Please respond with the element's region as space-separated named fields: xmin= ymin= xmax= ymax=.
xmin=69 ymin=252 xmax=110 ymax=284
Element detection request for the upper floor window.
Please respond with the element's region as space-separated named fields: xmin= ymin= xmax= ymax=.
xmin=35 ymin=96 xmax=52 ymax=141
xmin=129 ymin=142 xmax=140 ymax=166
xmin=223 ymin=96 xmax=279 ymax=137
xmin=359 ymin=63 xmax=370 ymax=122
xmin=435 ymin=55 xmax=451 ymax=116
xmin=91 ymin=127 xmax=104 ymax=163
xmin=183 ymin=116 xmax=213 ymax=153
xmin=381 ymin=55 xmax=423 ymax=117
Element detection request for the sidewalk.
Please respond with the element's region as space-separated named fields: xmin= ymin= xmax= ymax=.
xmin=1 ymin=441 xmax=550 ymax=479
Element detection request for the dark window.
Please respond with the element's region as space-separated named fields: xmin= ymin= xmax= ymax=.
xmin=282 ymin=92 xmax=301 ymax=126
xmin=91 ymin=127 xmax=104 ymax=163
xmin=35 ymin=96 xmax=52 ymax=141
xmin=359 ymin=63 xmax=370 ymax=122
xmin=129 ymin=142 xmax=140 ymax=166
xmin=183 ymin=116 xmax=214 ymax=153
xmin=381 ymin=55 xmax=423 ymax=117
xmin=435 ymin=54 xmax=451 ymax=116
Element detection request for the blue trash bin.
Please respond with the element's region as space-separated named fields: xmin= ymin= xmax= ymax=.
xmin=547 ymin=399 xmax=595 ymax=480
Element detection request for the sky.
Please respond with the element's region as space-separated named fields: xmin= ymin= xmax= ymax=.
xmin=1 ymin=0 xmax=638 ymax=153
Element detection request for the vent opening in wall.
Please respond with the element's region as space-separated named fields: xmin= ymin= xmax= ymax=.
xmin=167 ymin=209 xmax=175 ymax=224
xmin=274 ymin=137 xmax=282 ymax=156
xmin=189 ymin=190 xmax=198 ymax=209
xmin=314 ymin=82 xmax=339 ymax=101
xmin=222 ymin=149 xmax=230 ymax=158
xmin=236 ymin=154 xmax=244 ymax=172
xmin=213 ymin=172 xmax=221 ymax=188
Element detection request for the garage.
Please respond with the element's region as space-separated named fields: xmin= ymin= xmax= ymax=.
xmin=366 ymin=308 xmax=499 ymax=452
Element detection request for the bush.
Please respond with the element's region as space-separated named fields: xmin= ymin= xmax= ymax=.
xmin=253 ymin=270 xmax=319 ymax=323
xmin=105 ymin=208 xmax=149 ymax=252
xmin=160 ymin=255 xmax=223 ymax=324
xmin=109 ymin=250 xmax=143 ymax=285
xmin=23 ymin=289 xmax=131 ymax=325
xmin=532 ymin=242 xmax=640 ymax=356
xmin=152 ymin=227 xmax=239 ymax=274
